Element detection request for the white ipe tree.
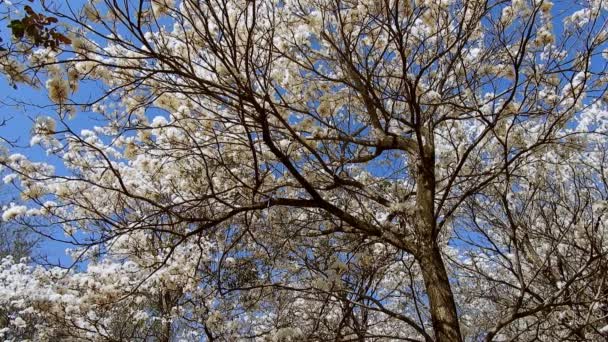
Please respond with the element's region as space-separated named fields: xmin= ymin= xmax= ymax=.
xmin=1 ymin=0 xmax=608 ymax=341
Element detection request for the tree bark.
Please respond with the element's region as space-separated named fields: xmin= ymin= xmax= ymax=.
xmin=418 ymin=243 xmax=462 ymax=342
xmin=415 ymin=143 xmax=462 ymax=342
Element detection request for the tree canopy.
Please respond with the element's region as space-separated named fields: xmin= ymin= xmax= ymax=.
xmin=1 ymin=0 xmax=608 ymax=341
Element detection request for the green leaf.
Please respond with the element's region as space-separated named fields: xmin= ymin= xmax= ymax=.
xmin=8 ymin=20 xmax=25 ymax=39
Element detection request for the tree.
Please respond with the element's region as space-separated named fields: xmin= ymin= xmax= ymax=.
xmin=0 ymin=0 xmax=608 ymax=340
xmin=0 ymin=217 xmax=36 ymax=261
xmin=0 ymin=194 xmax=38 ymax=340
xmin=0 ymin=220 xmax=37 ymax=339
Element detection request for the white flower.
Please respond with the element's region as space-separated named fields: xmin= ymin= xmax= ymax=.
xmin=11 ymin=316 xmax=27 ymax=328
xmin=564 ymin=9 xmax=590 ymax=29
xmin=501 ymin=6 xmax=514 ymax=25
xmin=540 ymin=1 xmax=553 ymax=13
xmin=3 ymin=174 xmax=17 ymax=184
xmin=151 ymin=116 xmax=168 ymax=127
xmin=317 ymin=100 xmax=332 ymax=117
xmin=33 ymin=116 xmax=56 ymax=135
xmin=2 ymin=204 xmax=27 ymax=221
xmin=592 ymin=201 xmax=607 ymax=214
xmin=151 ymin=0 xmax=174 ymax=17
xmin=46 ymin=77 xmax=69 ymax=103
xmin=272 ymin=327 xmax=303 ymax=341
xmin=83 ymin=3 xmax=101 ymax=22
xmin=536 ymin=27 xmax=554 ymax=45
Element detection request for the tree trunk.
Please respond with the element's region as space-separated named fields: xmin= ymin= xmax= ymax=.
xmin=418 ymin=243 xmax=462 ymax=342
xmin=415 ymin=143 xmax=462 ymax=342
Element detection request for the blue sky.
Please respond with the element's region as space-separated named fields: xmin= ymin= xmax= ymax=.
xmin=0 ymin=80 xmax=74 ymax=265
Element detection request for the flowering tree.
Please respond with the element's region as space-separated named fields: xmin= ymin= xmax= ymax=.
xmin=0 ymin=195 xmax=38 ymax=341
xmin=1 ymin=0 xmax=608 ymax=340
